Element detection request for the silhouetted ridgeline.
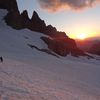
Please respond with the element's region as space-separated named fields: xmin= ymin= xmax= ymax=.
xmin=0 ymin=0 xmax=86 ymax=57
xmin=41 ymin=37 xmax=85 ymax=56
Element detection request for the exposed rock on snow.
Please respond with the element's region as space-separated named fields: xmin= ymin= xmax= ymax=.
xmin=41 ymin=36 xmax=86 ymax=56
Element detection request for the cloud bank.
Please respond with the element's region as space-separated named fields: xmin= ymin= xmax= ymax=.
xmin=38 ymin=0 xmax=100 ymax=12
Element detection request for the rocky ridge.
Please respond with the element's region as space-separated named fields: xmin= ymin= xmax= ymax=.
xmin=0 ymin=0 xmax=86 ymax=57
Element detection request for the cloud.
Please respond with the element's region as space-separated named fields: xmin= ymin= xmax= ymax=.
xmin=38 ymin=0 xmax=100 ymax=12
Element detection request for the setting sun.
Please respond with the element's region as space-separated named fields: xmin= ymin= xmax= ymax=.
xmin=77 ymin=33 xmax=87 ymax=40
xmin=67 ymin=27 xmax=98 ymax=40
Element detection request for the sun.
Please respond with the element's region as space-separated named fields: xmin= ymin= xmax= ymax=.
xmin=77 ymin=33 xmax=87 ymax=40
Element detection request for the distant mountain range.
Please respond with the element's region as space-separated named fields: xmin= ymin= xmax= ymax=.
xmin=76 ymin=39 xmax=100 ymax=56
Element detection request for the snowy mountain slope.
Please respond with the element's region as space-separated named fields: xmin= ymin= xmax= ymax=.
xmin=0 ymin=9 xmax=100 ymax=100
xmin=0 ymin=9 xmax=51 ymax=57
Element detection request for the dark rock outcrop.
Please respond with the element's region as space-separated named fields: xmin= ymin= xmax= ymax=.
xmin=29 ymin=11 xmax=46 ymax=33
xmin=0 ymin=0 xmax=18 ymax=11
xmin=0 ymin=0 xmax=21 ymax=29
xmin=28 ymin=11 xmax=67 ymax=38
xmin=45 ymin=25 xmax=67 ymax=38
xmin=41 ymin=37 xmax=85 ymax=56
xmin=20 ymin=10 xmax=30 ymax=28
xmin=4 ymin=11 xmax=21 ymax=29
xmin=27 ymin=44 xmax=59 ymax=58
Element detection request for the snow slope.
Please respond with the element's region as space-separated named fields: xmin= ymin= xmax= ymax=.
xmin=0 ymin=9 xmax=100 ymax=100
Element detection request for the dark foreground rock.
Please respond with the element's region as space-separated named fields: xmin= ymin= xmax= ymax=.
xmin=41 ymin=37 xmax=85 ymax=56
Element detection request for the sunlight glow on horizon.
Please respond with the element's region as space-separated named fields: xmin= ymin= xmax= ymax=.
xmin=64 ymin=21 xmax=100 ymax=39
xmin=76 ymin=33 xmax=87 ymax=40
xmin=67 ymin=31 xmax=98 ymax=40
